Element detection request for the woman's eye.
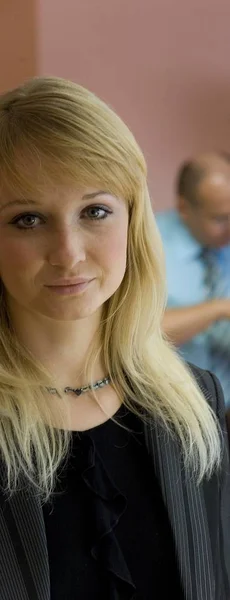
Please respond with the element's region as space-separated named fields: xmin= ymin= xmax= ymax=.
xmin=84 ymin=206 xmax=111 ymax=220
xmin=11 ymin=214 xmax=43 ymax=229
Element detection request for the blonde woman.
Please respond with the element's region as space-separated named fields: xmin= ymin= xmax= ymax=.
xmin=0 ymin=77 xmax=229 ymax=600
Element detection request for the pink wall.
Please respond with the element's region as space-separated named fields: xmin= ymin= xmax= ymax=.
xmin=3 ymin=0 xmax=230 ymax=211
xmin=0 ymin=0 xmax=36 ymax=93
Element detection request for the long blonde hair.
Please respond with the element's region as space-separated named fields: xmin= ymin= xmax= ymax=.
xmin=0 ymin=77 xmax=221 ymax=499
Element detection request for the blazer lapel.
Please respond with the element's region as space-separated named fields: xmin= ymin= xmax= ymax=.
xmin=143 ymin=420 xmax=215 ymax=600
xmin=0 ymin=486 xmax=50 ymax=600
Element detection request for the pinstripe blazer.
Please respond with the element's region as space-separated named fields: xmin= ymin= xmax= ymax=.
xmin=1 ymin=364 xmax=230 ymax=600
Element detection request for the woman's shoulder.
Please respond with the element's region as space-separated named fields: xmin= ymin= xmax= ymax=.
xmin=187 ymin=361 xmax=225 ymax=419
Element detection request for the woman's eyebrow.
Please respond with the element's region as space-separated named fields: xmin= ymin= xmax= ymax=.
xmin=0 ymin=191 xmax=119 ymax=213
xmin=0 ymin=199 xmax=37 ymax=213
xmin=82 ymin=191 xmax=111 ymax=200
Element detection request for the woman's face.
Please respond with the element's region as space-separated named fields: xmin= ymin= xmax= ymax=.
xmin=0 ymin=184 xmax=129 ymax=321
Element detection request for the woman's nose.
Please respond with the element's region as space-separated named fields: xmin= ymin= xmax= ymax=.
xmin=47 ymin=228 xmax=86 ymax=268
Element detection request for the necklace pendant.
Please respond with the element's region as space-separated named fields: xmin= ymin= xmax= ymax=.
xmin=64 ymin=386 xmax=82 ymax=396
xmin=47 ymin=376 xmax=111 ymax=398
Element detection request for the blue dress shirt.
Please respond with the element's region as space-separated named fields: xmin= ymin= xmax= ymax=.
xmin=155 ymin=209 xmax=230 ymax=406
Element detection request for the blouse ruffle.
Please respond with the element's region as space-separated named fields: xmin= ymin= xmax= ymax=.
xmin=78 ymin=432 xmax=137 ymax=599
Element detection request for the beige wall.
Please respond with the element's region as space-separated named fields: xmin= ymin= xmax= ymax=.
xmin=0 ymin=0 xmax=36 ymax=93
xmin=1 ymin=0 xmax=230 ymax=210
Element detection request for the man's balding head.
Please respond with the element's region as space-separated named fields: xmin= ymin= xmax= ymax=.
xmin=176 ymin=152 xmax=230 ymax=204
xmin=176 ymin=151 xmax=230 ymax=248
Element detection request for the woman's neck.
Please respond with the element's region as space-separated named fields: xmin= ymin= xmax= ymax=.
xmin=9 ymin=305 xmax=105 ymax=387
xmin=7 ymin=303 xmax=123 ymax=432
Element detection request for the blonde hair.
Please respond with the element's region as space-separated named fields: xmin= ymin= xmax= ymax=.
xmin=0 ymin=77 xmax=221 ymax=499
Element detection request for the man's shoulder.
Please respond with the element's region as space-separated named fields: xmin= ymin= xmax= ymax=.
xmin=155 ymin=209 xmax=186 ymax=254
xmin=155 ymin=208 xmax=178 ymax=227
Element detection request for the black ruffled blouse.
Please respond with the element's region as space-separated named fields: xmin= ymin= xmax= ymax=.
xmin=43 ymin=405 xmax=184 ymax=599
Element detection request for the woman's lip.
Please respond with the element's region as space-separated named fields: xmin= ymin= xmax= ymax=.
xmin=44 ymin=280 xmax=94 ymax=295
xmin=46 ymin=279 xmax=93 ymax=286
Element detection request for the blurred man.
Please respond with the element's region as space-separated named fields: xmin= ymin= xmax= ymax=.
xmin=156 ymin=151 xmax=230 ymax=409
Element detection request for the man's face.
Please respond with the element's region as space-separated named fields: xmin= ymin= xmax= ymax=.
xmin=178 ymin=173 xmax=230 ymax=248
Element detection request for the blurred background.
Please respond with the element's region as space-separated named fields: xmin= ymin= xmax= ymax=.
xmin=2 ymin=0 xmax=230 ymax=210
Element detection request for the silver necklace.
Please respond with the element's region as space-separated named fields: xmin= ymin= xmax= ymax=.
xmin=48 ymin=375 xmax=111 ymax=397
